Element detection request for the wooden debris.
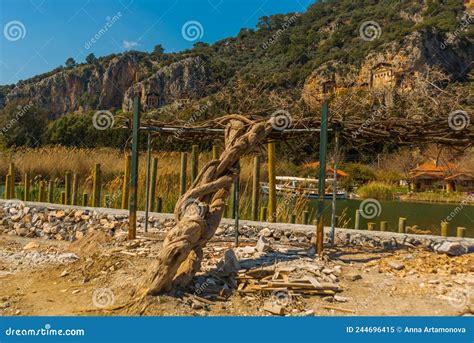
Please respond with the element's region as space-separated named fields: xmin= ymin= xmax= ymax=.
xmin=323 ymin=305 xmax=355 ymax=313
xmin=263 ymin=302 xmax=284 ymax=315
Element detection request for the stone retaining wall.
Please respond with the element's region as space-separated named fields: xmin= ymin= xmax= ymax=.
xmin=0 ymin=200 xmax=472 ymax=255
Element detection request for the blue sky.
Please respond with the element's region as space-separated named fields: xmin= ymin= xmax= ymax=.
xmin=0 ymin=0 xmax=314 ymax=85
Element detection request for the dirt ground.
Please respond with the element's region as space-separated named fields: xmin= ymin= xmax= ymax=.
xmin=0 ymin=231 xmax=472 ymax=317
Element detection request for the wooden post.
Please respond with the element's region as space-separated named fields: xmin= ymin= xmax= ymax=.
xmin=60 ymin=191 xmax=66 ymax=205
xmin=128 ymin=95 xmax=140 ymax=240
xmin=191 ymin=145 xmax=199 ymax=183
xmin=121 ymin=155 xmax=131 ymax=209
xmin=354 ymin=209 xmax=361 ymax=230
xmin=212 ymin=145 xmax=219 ymax=160
xmin=368 ymin=222 xmax=376 ymax=231
xmin=398 ymin=217 xmax=406 ymax=234
xmin=290 ymin=214 xmax=296 ymax=224
xmin=441 ymin=222 xmax=448 ymax=237
xmin=92 ymin=164 xmax=101 ymax=207
xmin=149 ymin=157 xmax=158 ymax=211
xmin=5 ymin=174 xmax=11 ymax=199
xmin=23 ymin=173 xmax=30 ymax=202
xmin=302 ymin=210 xmax=309 ymax=225
xmin=251 ymin=155 xmax=260 ymax=221
xmin=48 ymin=180 xmax=54 ymax=203
xmin=317 ymin=214 xmax=324 ymax=256
xmin=380 ymin=221 xmax=388 ymax=232
xmin=144 ymin=133 xmax=152 ymax=233
xmin=82 ymin=193 xmax=88 ymax=207
xmin=38 ymin=182 xmax=46 ymax=202
xmin=229 ymin=182 xmax=236 ymax=219
xmin=456 ymin=227 xmax=466 ymax=238
xmin=267 ymin=142 xmax=277 ymax=223
xmin=71 ymin=173 xmax=78 ymax=206
xmin=180 ymin=152 xmax=187 ymax=196
xmin=8 ymin=163 xmax=15 ymax=198
xmin=65 ymin=172 xmax=71 ymax=205
xmin=155 ymin=197 xmax=162 ymax=213
xmin=260 ymin=207 xmax=267 ymax=222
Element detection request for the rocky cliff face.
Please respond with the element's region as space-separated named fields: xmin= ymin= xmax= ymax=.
xmin=302 ymin=30 xmax=473 ymax=108
xmin=122 ymin=57 xmax=210 ymax=111
xmin=3 ymin=54 xmax=210 ymax=117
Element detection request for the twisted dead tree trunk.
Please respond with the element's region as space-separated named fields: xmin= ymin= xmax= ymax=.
xmin=139 ymin=116 xmax=274 ymax=295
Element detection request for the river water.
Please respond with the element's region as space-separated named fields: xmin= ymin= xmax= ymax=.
xmin=307 ymin=198 xmax=474 ymax=238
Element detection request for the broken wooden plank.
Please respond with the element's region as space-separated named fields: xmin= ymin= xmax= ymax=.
xmin=265 ymin=281 xmax=340 ymax=291
xmin=323 ymin=305 xmax=355 ymax=313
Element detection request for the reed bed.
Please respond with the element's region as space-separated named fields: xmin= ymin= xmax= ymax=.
xmin=0 ymin=147 xmax=351 ymax=224
xmin=357 ymin=181 xmax=397 ymax=200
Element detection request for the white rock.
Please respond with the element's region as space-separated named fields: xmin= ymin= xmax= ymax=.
xmin=256 ymin=235 xmax=271 ymax=253
xmin=435 ymin=241 xmax=468 ymax=256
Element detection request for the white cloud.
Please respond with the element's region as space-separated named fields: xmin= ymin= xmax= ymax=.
xmin=122 ymin=40 xmax=139 ymax=49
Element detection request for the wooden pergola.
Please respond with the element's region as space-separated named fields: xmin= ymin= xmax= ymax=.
xmin=125 ymin=95 xmax=340 ymax=251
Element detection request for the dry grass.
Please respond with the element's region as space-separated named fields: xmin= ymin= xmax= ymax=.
xmin=0 ymin=147 xmax=272 ymax=215
xmin=0 ymin=147 xmax=338 ymax=222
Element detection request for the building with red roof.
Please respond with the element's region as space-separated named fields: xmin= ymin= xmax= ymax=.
xmin=410 ymin=160 xmax=474 ymax=192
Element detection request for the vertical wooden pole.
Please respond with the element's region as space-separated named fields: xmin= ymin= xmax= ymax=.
xmin=251 ymin=155 xmax=260 ymax=221
xmin=71 ymin=173 xmax=78 ymax=206
xmin=368 ymin=222 xmax=376 ymax=231
xmin=82 ymin=193 xmax=88 ymax=207
xmin=23 ymin=173 xmax=30 ymax=202
xmin=39 ymin=181 xmax=46 ymax=202
xmin=456 ymin=227 xmax=465 ymax=238
xmin=5 ymin=174 xmax=12 ymax=199
xmin=191 ymin=145 xmax=199 ymax=183
xmin=212 ymin=145 xmax=219 ymax=160
xmin=267 ymin=142 xmax=277 ymax=223
xmin=149 ymin=157 xmax=158 ymax=211
xmin=316 ymin=102 xmax=329 ymax=254
xmin=380 ymin=221 xmax=388 ymax=232
xmin=180 ymin=152 xmax=187 ymax=196
xmin=61 ymin=191 xmax=66 ymax=205
xmin=65 ymin=172 xmax=71 ymax=205
xmin=440 ymin=222 xmax=448 ymax=237
xmin=48 ymin=180 xmax=54 ymax=203
xmin=228 ymin=182 xmax=235 ymax=219
xmin=317 ymin=214 xmax=324 ymax=256
xmin=121 ymin=155 xmax=131 ymax=209
xmin=8 ymin=163 xmax=15 ymax=199
xmin=260 ymin=207 xmax=267 ymax=222
xmin=144 ymin=133 xmax=152 ymax=233
xmin=355 ymin=209 xmax=361 ymax=230
xmin=92 ymin=164 xmax=101 ymax=207
xmin=128 ymin=95 xmax=140 ymax=240
xmin=398 ymin=217 xmax=406 ymax=234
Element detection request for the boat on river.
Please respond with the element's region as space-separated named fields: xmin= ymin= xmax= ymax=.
xmin=260 ymin=176 xmax=347 ymax=200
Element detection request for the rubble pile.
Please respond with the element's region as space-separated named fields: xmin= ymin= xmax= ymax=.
xmin=0 ymin=201 xmax=171 ymax=241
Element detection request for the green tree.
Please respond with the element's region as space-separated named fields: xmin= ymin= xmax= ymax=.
xmin=85 ymin=53 xmax=97 ymax=64
xmin=152 ymin=44 xmax=165 ymax=55
xmin=65 ymin=57 xmax=76 ymax=68
xmin=0 ymin=100 xmax=47 ymax=147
